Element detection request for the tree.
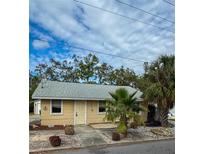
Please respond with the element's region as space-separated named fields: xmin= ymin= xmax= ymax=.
xmin=60 ymin=56 xmax=80 ymax=83
xmin=77 ymin=53 xmax=99 ymax=83
xmin=35 ymin=63 xmax=49 ymax=80
xmin=139 ymin=55 xmax=175 ymax=127
xmin=96 ymin=62 xmax=113 ymax=84
xmin=105 ymin=88 xmax=144 ymax=136
xmin=111 ymin=66 xmax=139 ymax=88
xmin=29 ymin=71 xmax=41 ymax=112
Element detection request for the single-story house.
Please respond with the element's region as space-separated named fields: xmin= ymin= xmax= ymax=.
xmin=32 ymin=80 xmax=146 ymax=126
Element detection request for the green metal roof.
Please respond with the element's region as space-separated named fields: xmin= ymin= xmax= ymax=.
xmin=32 ymin=80 xmax=143 ymax=100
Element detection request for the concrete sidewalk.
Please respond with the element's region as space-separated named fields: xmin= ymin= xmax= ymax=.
xmin=30 ymin=125 xmax=175 ymax=153
xmin=30 ymin=125 xmax=107 ymax=152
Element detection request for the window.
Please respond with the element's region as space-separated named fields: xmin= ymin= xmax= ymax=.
xmin=51 ymin=100 xmax=62 ymax=114
xmin=98 ymin=101 xmax=106 ymax=113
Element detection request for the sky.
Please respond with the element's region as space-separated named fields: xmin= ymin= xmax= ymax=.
xmin=29 ymin=0 xmax=175 ymax=74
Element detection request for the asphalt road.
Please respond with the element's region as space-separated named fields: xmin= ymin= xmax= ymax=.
xmin=40 ymin=139 xmax=175 ymax=154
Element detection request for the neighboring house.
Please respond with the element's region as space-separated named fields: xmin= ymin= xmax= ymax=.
xmin=34 ymin=100 xmax=41 ymax=115
xmin=32 ymin=80 xmax=144 ymax=126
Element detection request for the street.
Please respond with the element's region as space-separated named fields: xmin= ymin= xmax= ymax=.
xmin=39 ymin=139 xmax=175 ymax=154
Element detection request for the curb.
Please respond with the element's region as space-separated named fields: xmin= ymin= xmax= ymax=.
xmin=30 ymin=137 xmax=175 ymax=153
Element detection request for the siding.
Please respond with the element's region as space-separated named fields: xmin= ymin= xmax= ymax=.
xmin=86 ymin=100 xmax=107 ymax=124
xmin=41 ymin=99 xmax=74 ymax=125
xmin=40 ymin=99 xmax=148 ymax=126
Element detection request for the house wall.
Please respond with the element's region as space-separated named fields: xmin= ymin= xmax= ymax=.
xmin=86 ymin=100 xmax=107 ymax=124
xmin=41 ymin=99 xmax=74 ymax=126
xmin=40 ymin=99 xmax=148 ymax=126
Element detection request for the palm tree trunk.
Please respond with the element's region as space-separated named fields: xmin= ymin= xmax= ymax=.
xmin=159 ymin=108 xmax=169 ymax=127
xmin=120 ymin=115 xmax=128 ymax=137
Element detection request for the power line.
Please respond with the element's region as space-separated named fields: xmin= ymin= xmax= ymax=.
xmin=39 ymin=39 xmax=149 ymax=63
xmin=73 ymin=0 xmax=174 ymax=33
xmin=115 ymin=0 xmax=174 ymax=24
xmin=162 ymin=0 xmax=175 ymax=6
xmin=67 ymin=44 xmax=149 ymax=63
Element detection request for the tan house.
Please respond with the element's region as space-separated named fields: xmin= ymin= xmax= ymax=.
xmin=32 ymin=80 xmax=143 ymax=126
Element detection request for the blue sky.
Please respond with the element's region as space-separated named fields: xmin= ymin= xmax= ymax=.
xmin=29 ymin=0 xmax=175 ymax=74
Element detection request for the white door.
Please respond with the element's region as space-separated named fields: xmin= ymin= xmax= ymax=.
xmin=75 ymin=101 xmax=86 ymax=125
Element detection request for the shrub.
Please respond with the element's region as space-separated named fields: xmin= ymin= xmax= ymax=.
xmin=49 ymin=136 xmax=61 ymax=147
xmin=112 ymin=132 xmax=120 ymax=141
xmin=117 ymin=122 xmax=127 ymax=134
xmin=65 ymin=125 xmax=75 ymax=135
xmin=130 ymin=121 xmax=138 ymax=129
xmin=133 ymin=114 xmax=145 ymax=126
xmin=116 ymin=121 xmax=128 ymax=137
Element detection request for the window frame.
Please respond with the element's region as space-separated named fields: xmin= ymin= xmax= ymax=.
xmin=50 ymin=99 xmax=63 ymax=115
xmin=97 ymin=100 xmax=106 ymax=114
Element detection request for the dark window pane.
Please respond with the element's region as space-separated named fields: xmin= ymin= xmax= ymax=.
xmin=52 ymin=100 xmax=62 ymax=113
xmin=99 ymin=101 xmax=106 ymax=113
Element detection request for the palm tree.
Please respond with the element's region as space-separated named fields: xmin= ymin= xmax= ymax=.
xmin=142 ymin=55 xmax=175 ymax=127
xmin=105 ymin=88 xmax=144 ymax=136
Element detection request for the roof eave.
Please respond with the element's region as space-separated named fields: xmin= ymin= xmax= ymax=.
xmin=32 ymin=96 xmax=143 ymax=101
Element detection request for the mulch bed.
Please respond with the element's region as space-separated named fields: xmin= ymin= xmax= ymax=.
xmin=30 ymin=124 xmax=65 ymax=130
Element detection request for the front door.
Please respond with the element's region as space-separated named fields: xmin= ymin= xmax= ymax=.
xmin=75 ymin=101 xmax=86 ymax=124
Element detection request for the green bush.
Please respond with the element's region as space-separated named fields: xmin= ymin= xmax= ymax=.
xmin=133 ymin=114 xmax=145 ymax=126
xmin=117 ymin=121 xmax=127 ymax=134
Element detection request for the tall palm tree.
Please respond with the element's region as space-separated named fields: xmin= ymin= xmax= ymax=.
xmin=105 ymin=88 xmax=144 ymax=136
xmin=142 ymin=55 xmax=175 ymax=127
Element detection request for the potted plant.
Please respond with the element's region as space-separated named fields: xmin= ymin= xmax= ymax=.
xmin=65 ymin=125 xmax=75 ymax=135
xmin=49 ymin=136 xmax=61 ymax=147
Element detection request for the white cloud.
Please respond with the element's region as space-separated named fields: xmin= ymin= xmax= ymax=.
xmin=30 ymin=0 xmax=175 ymax=73
xmin=32 ymin=39 xmax=50 ymax=49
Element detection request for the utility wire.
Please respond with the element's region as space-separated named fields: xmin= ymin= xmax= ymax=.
xmin=162 ymin=0 xmax=175 ymax=6
xmin=73 ymin=0 xmax=174 ymax=33
xmin=67 ymin=44 xmax=148 ymax=63
xmin=115 ymin=0 xmax=174 ymax=24
xmin=39 ymin=39 xmax=149 ymax=63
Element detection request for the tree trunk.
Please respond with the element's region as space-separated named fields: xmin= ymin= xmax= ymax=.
xmin=120 ymin=115 xmax=128 ymax=137
xmin=159 ymin=108 xmax=169 ymax=127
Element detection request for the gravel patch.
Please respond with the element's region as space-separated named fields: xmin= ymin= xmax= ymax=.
xmin=30 ymin=125 xmax=175 ymax=152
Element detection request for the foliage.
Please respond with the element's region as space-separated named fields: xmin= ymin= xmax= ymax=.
xmin=77 ymin=53 xmax=99 ymax=83
xmin=30 ymin=53 xmax=141 ymax=85
xmin=104 ymin=88 xmax=144 ymax=135
xmin=116 ymin=121 xmax=127 ymax=134
xmin=137 ymin=55 xmax=175 ymax=126
xmin=133 ymin=114 xmax=145 ymax=126
xmin=96 ymin=62 xmax=114 ymax=84
xmin=29 ymin=71 xmax=40 ymax=112
xmin=114 ymin=66 xmax=138 ymax=88
xmin=29 ymin=53 xmax=175 ymax=127
xmin=30 ymin=53 xmax=141 ymax=102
